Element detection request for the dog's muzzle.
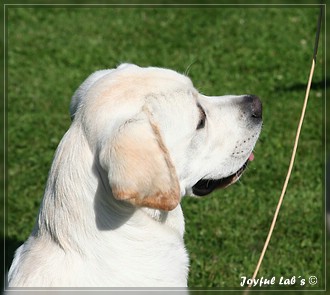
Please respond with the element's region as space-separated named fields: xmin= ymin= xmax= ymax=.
xmin=192 ymin=95 xmax=262 ymax=197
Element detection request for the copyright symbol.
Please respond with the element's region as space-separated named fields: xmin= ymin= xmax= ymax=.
xmin=309 ymin=276 xmax=317 ymax=285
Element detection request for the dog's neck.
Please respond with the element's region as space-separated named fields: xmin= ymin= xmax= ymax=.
xmin=141 ymin=207 xmax=168 ymax=222
xmin=140 ymin=206 xmax=185 ymax=237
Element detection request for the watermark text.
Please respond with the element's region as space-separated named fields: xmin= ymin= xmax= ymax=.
xmin=240 ymin=275 xmax=318 ymax=287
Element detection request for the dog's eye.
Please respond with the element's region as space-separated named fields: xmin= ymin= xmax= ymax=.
xmin=196 ymin=104 xmax=206 ymax=130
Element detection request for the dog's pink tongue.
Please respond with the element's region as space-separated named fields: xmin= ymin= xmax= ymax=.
xmin=248 ymin=153 xmax=254 ymax=161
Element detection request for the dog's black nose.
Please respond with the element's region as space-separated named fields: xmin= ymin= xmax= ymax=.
xmin=245 ymin=95 xmax=262 ymax=119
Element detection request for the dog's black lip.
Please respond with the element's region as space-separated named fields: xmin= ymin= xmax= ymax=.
xmin=192 ymin=160 xmax=249 ymax=196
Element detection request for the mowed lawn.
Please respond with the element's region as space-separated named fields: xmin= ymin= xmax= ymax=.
xmin=5 ymin=5 xmax=325 ymax=290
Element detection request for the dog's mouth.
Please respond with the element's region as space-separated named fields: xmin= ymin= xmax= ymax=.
xmin=192 ymin=153 xmax=254 ymax=196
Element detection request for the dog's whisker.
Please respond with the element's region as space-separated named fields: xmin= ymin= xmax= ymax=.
xmin=184 ymin=60 xmax=197 ymax=76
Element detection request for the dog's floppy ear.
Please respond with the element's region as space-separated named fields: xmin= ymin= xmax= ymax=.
xmin=99 ymin=112 xmax=181 ymax=211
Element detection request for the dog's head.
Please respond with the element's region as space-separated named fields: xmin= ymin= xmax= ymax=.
xmin=71 ymin=63 xmax=262 ymax=211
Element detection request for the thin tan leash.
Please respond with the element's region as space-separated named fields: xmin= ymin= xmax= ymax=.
xmin=244 ymin=6 xmax=323 ymax=293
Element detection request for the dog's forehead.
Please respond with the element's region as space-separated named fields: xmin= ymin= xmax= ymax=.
xmin=115 ymin=66 xmax=194 ymax=90
xmin=84 ymin=66 xmax=197 ymax=112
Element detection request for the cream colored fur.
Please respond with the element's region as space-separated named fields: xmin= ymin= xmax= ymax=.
xmin=8 ymin=63 xmax=262 ymax=287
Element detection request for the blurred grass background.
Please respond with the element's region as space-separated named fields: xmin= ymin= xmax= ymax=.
xmin=5 ymin=4 xmax=325 ymax=291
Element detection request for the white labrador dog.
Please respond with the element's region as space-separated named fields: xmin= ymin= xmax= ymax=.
xmin=8 ymin=64 xmax=262 ymax=287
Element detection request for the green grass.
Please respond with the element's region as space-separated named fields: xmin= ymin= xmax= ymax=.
xmin=5 ymin=5 xmax=325 ymax=291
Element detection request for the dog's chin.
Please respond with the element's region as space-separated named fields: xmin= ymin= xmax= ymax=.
xmin=191 ymin=154 xmax=253 ymax=197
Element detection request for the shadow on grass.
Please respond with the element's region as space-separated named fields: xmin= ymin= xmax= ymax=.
xmin=274 ymin=78 xmax=329 ymax=92
xmin=2 ymin=236 xmax=23 ymax=291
